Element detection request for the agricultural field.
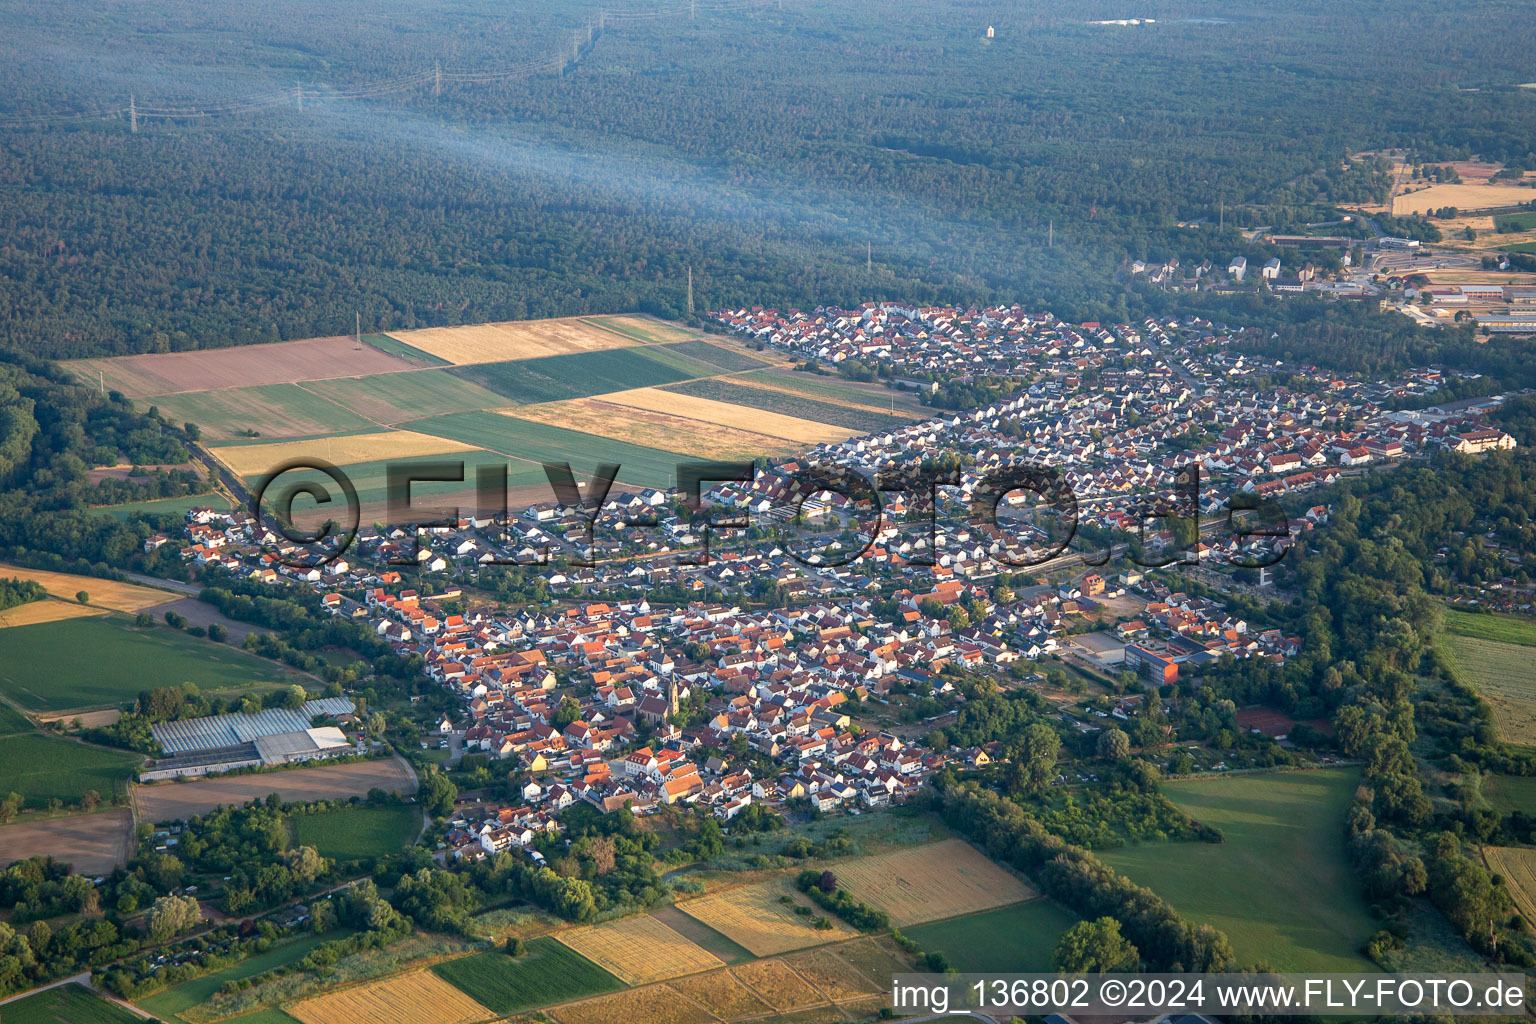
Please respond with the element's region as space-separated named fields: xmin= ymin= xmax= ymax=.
xmin=210 ymin=430 xmax=477 ymax=478
xmin=0 ymin=984 xmax=143 ymax=1024
xmin=1103 ymin=768 xmax=1376 ymax=971
xmin=359 ymin=334 xmax=450 ymax=366
xmin=603 ymin=386 xmax=851 ymax=446
xmin=904 ymin=900 xmax=1079 ymax=973
xmin=0 ymin=733 xmax=142 ymax=808
xmin=1494 ymin=210 xmax=1536 ymax=231
xmin=778 ymin=947 xmax=883 ymax=1002
xmin=0 ymin=808 xmax=133 ymax=872
xmin=286 ymin=804 xmax=418 ymax=860
xmin=446 ymin=348 xmax=696 ymax=406
xmin=66 ymin=336 xmax=426 ymax=399
xmin=659 ymin=377 xmax=906 ymax=436
xmin=136 ymin=758 xmax=417 ymax=822
xmin=829 ymin=937 xmax=911 ymax=988
xmin=677 ymin=877 xmax=858 ymax=956
xmin=431 ymin=940 xmax=623 ymax=1015
xmin=1439 ymin=631 xmax=1536 ymax=744
xmin=1392 ymin=180 xmax=1536 ymax=215
xmin=1444 ymin=607 xmax=1536 ymax=646
xmin=300 ymin=371 xmax=508 ymax=426
xmin=1483 ymin=846 xmax=1536 ymax=922
xmin=287 ymin=969 xmax=493 ymax=1024
xmin=0 ymin=615 xmax=300 ymax=713
xmin=656 ymin=340 xmax=772 ymax=373
xmin=137 ymin=932 xmax=344 ymax=1023
xmin=93 ymin=492 xmax=231 ymax=522
xmin=827 ymin=838 xmax=1034 ymax=927
xmin=550 ymin=983 xmax=712 ymax=1024
xmin=669 ymin=968 xmax=775 ymax=1018
xmin=1482 ymin=774 xmax=1536 ymax=815
xmin=737 ymin=368 xmax=929 ymax=418
xmin=726 ymin=958 xmax=825 ymax=1011
xmin=0 ymin=598 xmax=105 ymax=630
xmin=382 ymin=314 xmax=680 ymax=366
xmin=405 ymin=411 xmax=689 ymax=490
xmin=649 ymin=905 xmax=754 ymax=963
xmin=151 ymin=383 xmax=378 ymax=442
xmin=555 ymin=913 xmax=724 ymax=984
xmin=0 ymin=563 xmax=175 ymax=613
xmin=502 ymin=398 xmax=799 ymax=462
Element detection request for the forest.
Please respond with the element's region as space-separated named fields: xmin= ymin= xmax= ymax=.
xmin=0 ymin=0 xmax=1532 ymax=358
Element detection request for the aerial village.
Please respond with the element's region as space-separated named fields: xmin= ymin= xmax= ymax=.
xmin=157 ymin=303 xmax=1521 ymax=858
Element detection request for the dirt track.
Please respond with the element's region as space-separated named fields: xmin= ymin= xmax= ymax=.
xmin=134 ymin=759 xmax=417 ymax=822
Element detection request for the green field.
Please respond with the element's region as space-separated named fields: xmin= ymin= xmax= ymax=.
xmin=656 ymin=340 xmax=771 ymax=373
xmin=431 ymin=938 xmax=624 ymax=1014
xmin=0 ymin=732 xmax=142 ymax=806
xmin=663 ymin=376 xmax=913 ymax=434
xmin=447 ymin=347 xmax=695 ymax=405
xmin=405 ymin=411 xmax=691 ymax=488
xmin=137 ymin=931 xmax=345 ymax=1023
xmin=363 ymin=333 xmax=451 ymax=366
xmin=738 ymin=367 xmax=929 ymax=417
xmin=1445 ymin=607 xmax=1536 ymax=646
xmin=0 ymin=983 xmax=142 ymax=1024
xmin=287 ymin=804 xmax=419 ymax=860
xmin=1439 ymin=631 xmax=1536 ymax=744
xmin=300 ymin=370 xmax=509 ymax=425
xmin=92 ymin=492 xmax=230 ymax=522
xmin=0 ymin=698 xmax=35 ymax=735
xmin=1499 ymin=241 xmax=1536 ymax=254
xmin=1483 ymin=774 xmax=1536 ymax=816
xmin=151 ymin=383 xmax=378 ymax=442
xmin=0 ymin=615 xmax=301 ymax=712
xmin=904 ymin=899 xmax=1079 ymax=973
xmin=1102 ymin=769 xmax=1375 ymax=971
xmin=1493 ymin=211 xmax=1536 ymax=231
xmin=252 ymin=448 xmax=549 ymax=520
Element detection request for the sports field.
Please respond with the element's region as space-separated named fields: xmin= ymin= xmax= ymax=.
xmin=287 ymin=969 xmax=492 ymax=1024
xmin=431 ymin=939 xmax=623 ymax=1015
xmin=904 ymin=900 xmax=1079 ymax=972
xmin=556 ymin=914 xmax=724 ymax=984
xmin=135 ymin=759 xmax=417 ymax=821
xmin=678 ymin=878 xmax=858 ymax=956
xmin=1484 ymin=846 xmax=1536 ymax=922
xmin=0 ymin=984 xmax=143 ymax=1024
xmin=1439 ymin=631 xmax=1536 ymax=744
xmin=0 ymin=615 xmax=300 ymax=713
xmin=152 ymin=383 xmax=379 ymax=442
xmin=827 ymin=838 xmax=1034 ymax=927
xmin=66 ymin=336 xmax=425 ymax=399
xmin=287 ymin=804 xmax=419 ymax=860
xmin=1103 ymin=768 xmax=1375 ymax=971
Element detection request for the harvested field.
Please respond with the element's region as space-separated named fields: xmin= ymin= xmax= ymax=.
xmin=550 ymin=985 xmax=712 ymax=1024
xmin=728 ymin=958 xmax=826 ymax=1011
xmin=288 ymin=968 xmax=493 ymax=1024
xmin=67 ymin=337 xmax=423 ymax=399
xmin=603 ymin=387 xmax=851 ymax=445
xmin=1485 ymin=846 xmax=1536 ymax=922
xmin=0 ymin=563 xmax=177 ymax=613
xmin=0 ymin=808 xmax=133 ymax=873
xmin=556 ymin=914 xmax=723 ymax=984
xmin=211 ymin=430 xmax=477 ymax=478
xmin=678 ymin=878 xmax=858 ymax=956
xmin=135 ymin=758 xmax=416 ymax=822
xmin=1393 ymin=181 xmax=1536 ymax=215
xmin=780 ymin=947 xmax=882 ymax=1002
xmin=650 ymin=905 xmax=754 ymax=963
xmin=0 ymin=599 xmax=104 ymax=631
xmin=580 ymin=315 xmax=700 ymax=345
xmin=669 ymin=969 xmax=775 ymax=1018
xmin=501 ymin=400 xmax=800 ymax=461
xmin=385 ymin=315 xmax=671 ymax=367
xmin=151 ymin=384 xmax=378 ymax=441
xmin=828 ymin=937 xmax=910 ymax=987
xmin=753 ymin=1004 xmax=849 ymax=1024
xmin=829 ymin=839 xmax=1033 ymax=926
xmin=300 ymin=371 xmax=509 ymax=426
